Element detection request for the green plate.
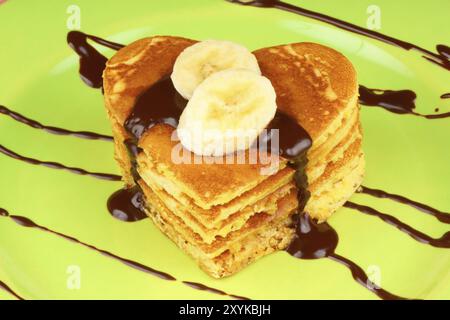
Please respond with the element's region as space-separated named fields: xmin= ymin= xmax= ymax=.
xmin=0 ymin=0 xmax=449 ymax=300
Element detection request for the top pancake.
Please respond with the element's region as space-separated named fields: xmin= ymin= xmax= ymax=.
xmin=253 ymin=43 xmax=358 ymax=145
xmin=103 ymin=36 xmax=359 ymax=208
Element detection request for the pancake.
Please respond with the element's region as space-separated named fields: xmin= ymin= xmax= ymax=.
xmin=103 ymin=36 xmax=364 ymax=277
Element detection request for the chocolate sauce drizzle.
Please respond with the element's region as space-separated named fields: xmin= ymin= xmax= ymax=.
xmin=359 ymin=86 xmax=416 ymax=115
xmin=229 ymin=0 xmax=450 ymax=118
xmin=107 ymin=186 xmax=147 ymax=222
xmin=359 ymin=185 xmax=450 ymax=224
xmin=0 ymin=207 xmax=247 ymax=299
xmin=267 ymin=112 xmax=312 ymax=211
xmin=67 ymin=31 xmax=449 ymax=121
xmin=0 ymin=208 xmax=173 ymax=280
xmin=124 ymin=77 xmax=186 ymax=139
xmin=0 ymin=144 xmax=121 ymax=181
xmin=345 ymin=202 xmax=450 ymax=248
xmin=359 ymin=86 xmax=450 ymax=119
xmin=327 ymin=253 xmax=405 ymax=300
xmin=67 ymin=31 xmax=124 ymax=88
xmin=122 ymin=76 xmax=187 ymax=184
xmin=0 ymin=105 xmax=113 ymax=141
xmin=227 ymin=0 xmax=450 ymax=71
xmin=0 ymin=279 xmax=24 ymax=300
xmin=182 ymin=281 xmax=249 ymax=300
xmin=287 ymin=214 xmax=405 ymax=300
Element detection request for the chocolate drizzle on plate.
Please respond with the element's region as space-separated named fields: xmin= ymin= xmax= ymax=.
xmin=359 ymin=86 xmax=416 ymax=114
xmin=107 ymin=186 xmax=147 ymax=222
xmin=0 ymin=144 xmax=121 ymax=181
xmin=327 ymin=253 xmax=405 ymax=300
xmin=227 ymin=0 xmax=450 ymax=71
xmin=67 ymin=31 xmax=124 ymax=88
xmin=287 ymin=214 xmax=405 ymax=300
xmin=359 ymin=185 xmax=450 ymax=224
xmin=345 ymin=202 xmax=450 ymax=248
xmin=0 ymin=207 xmax=248 ymax=299
xmin=0 ymin=279 xmax=24 ymax=300
xmin=0 ymin=208 xmax=174 ymax=281
xmin=0 ymin=105 xmax=113 ymax=141
xmin=411 ymin=112 xmax=450 ymax=120
xmin=182 ymin=281 xmax=249 ymax=300
xmin=359 ymin=86 xmax=450 ymax=119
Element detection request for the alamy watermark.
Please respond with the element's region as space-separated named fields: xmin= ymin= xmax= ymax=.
xmin=366 ymin=5 xmax=381 ymax=30
xmin=366 ymin=264 xmax=382 ymax=289
xmin=66 ymin=265 xmax=81 ymax=290
xmin=66 ymin=4 xmax=81 ymax=30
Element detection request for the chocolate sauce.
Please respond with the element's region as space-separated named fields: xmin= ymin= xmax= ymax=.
xmin=1 ymin=208 xmax=173 ymax=280
xmin=359 ymin=185 xmax=450 ymax=224
xmin=107 ymin=186 xmax=147 ymax=222
xmin=259 ymin=110 xmax=312 ymax=161
xmin=0 ymin=279 xmax=24 ymax=300
xmin=0 ymin=144 xmax=121 ymax=181
xmin=287 ymin=214 xmax=337 ymax=259
xmin=226 ymin=2 xmax=449 ymax=117
xmin=327 ymin=253 xmax=405 ymax=300
xmin=124 ymin=77 xmax=187 ymax=139
xmin=265 ymin=112 xmax=312 ymax=211
xmin=124 ymin=138 xmax=142 ymax=182
xmin=227 ymin=0 xmax=450 ymax=71
xmin=67 ymin=31 xmax=124 ymax=88
xmin=0 ymin=208 xmax=248 ymax=298
xmin=344 ymin=201 xmax=450 ymax=248
xmin=182 ymin=281 xmax=249 ymax=300
xmin=359 ymin=86 xmax=450 ymax=119
xmin=0 ymin=105 xmax=113 ymax=141
xmin=287 ymin=214 xmax=405 ymax=300
xmin=421 ymin=112 xmax=450 ymax=120
xmin=123 ymin=77 xmax=188 ymax=182
xmin=359 ymin=86 xmax=416 ymax=114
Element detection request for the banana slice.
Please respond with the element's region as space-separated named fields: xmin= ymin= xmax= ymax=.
xmin=177 ymin=69 xmax=277 ymax=156
xmin=171 ymin=40 xmax=261 ymax=99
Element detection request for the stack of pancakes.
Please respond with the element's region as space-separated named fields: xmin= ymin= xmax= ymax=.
xmin=103 ymin=36 xmax=364 ymax=278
